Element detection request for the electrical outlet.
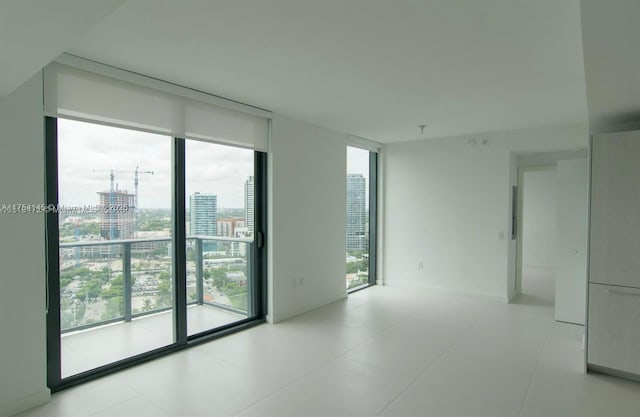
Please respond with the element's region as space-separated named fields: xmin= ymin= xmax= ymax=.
xmin=292 ymin=277 xmax=304 ymax=288
xmin=418 ymin=261 xmax=424 ymax=270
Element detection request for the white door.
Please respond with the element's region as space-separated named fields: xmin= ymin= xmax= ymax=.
xmin=555 ymin=158 xmax=588 ymax=324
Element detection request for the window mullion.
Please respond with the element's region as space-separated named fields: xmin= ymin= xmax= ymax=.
xmin=172 ymin=137 xmax=188 ymax=344
xmin=368 ymin=151 xmax=378 ymax=286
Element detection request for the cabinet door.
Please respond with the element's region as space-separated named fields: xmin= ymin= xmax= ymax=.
xmin=587 ymin=283 xmax=640 ymax=374
xmin=590 ymin=131 xmax=640 ymax=287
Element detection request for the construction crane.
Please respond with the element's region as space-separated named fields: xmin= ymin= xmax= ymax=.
xmin=93 ymin=167 xmax=154 ymax=238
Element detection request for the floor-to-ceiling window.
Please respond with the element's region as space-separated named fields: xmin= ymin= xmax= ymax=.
xmin=45 ymin=58 xmax=268 ymax=390
xmin=346 ymin=144 xmax=378 ymax=291
xmin=184 ymin=140 xmax=256 ymax=336
xmin=54 ymin=119 xmax=175 ymax=378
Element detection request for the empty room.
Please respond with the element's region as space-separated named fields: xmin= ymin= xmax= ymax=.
xmin=1 ymin=1 xmax=640 ymax=417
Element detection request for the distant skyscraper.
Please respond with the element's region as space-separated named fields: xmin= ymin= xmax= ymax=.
xmin=244 ymin=176 xmax=255 ymax=233
xmin=98 ymin=189 xmax=135 ymax=240
xmin=190 ymin=193 xmax=217 ymax=250
xmin=217 ymin=220 xmax=233 ymax=237
xmin=346 ymin=174 xmax=367 ymax=252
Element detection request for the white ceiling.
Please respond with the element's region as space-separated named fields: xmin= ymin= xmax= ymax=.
xmin=580 ymin=0 xmax=640 ymax=130
xmin=68 ymin=0 xmax=590 ymax=143
xmin=0 ymin=0 xmax=125 ymax=97
xmin=3 ymin=1 xmax=593 ymax=143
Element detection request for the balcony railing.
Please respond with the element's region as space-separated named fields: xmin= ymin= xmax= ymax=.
xmin=59 ymin=236 xmax=254 ymax=333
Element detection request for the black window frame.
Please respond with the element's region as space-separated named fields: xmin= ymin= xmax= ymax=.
xmin=45 ymin=116 xmax=267 ymax=392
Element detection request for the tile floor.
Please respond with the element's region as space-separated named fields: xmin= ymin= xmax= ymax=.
xmin=16 ymin=273 xmax=640 ymax=417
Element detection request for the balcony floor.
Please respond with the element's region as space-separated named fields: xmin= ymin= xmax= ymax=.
xmin=62 ymin=304 xmax=245 ymax=377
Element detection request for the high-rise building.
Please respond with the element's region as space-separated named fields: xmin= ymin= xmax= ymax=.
xmin=346 ymin=174 xmax=367 ymax=252
xmin=217 ymin=220 xmax=233 ymax=237
xmin=244 ymin=176 xmax=255 ymax=233
xmin=189 ymin=193 xmax=217 ymax=250
xmin=232 ymin=226 xmax=251 ymax=256
xmin=217 ymin=218 xmax=244 ymax=238
xmin=98 ymin=189 xmax=135 ymax=240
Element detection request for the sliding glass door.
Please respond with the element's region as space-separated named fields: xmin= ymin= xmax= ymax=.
xmin=46 ymin=118 xmax=266 ymax=390
xmin=184 ymin=140 xmax=255 ymax=336
xmin=54 ymin=119 xmax=175 ymax=378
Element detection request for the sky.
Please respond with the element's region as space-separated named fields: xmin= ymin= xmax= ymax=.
xmin=347 ymin=145 xmax=370 ymax=207
xmin=58 ymin=119 xmax=252 ymax=209
xmin=58 ymin=118 xmax=370 ymax=209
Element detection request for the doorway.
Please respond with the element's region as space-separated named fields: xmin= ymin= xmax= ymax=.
xmin=516 ymin=166 xmax=558 ymax=307
xmin=511 ymin=152 xmax=589 ymax=325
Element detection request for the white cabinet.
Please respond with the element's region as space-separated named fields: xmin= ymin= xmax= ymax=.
xmin=587 ymin=283 xmax=640 ymax=375
xmin=587 ymin=130 xmax=640 ymax=379
xmin=589 ymin=131 xmax=640 ymax=288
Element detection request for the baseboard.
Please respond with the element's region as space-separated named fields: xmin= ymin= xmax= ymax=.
xmin=587 ymin=363 xmax=640 ymax=384
xmin=271 ymin=293 xmax=348 ymax=323
xmin=1 ymin=388 xmax=50 ymax=417
xmin=554 ymin=318 xmax=585 ymax=326
xmin=385 ymin=281 xmax=510 ymax=304
xmin=522 ymin=264 xmax=556 ymax=270
xmin=438 ymin=286 xmax=510 ymax=304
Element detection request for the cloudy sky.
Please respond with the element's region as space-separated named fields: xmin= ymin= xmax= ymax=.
xmin=347 ymin=146 xmax=370 ymax=208
xmin=58 ymin=118 xmax=369 ymax=209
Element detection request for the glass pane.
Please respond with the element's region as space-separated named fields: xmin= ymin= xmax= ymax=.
xmin=346 ymin=147 xmax=370 ymax=290
xmin=57 ymin=118 xmax=173 ymax=378
xmin=59 ymin=244 xmax=123 ymax=331
xmin=185 ymin=140 xmax=253 ymax=336
xmin=131 ymin=240 xmax=173 ymax=314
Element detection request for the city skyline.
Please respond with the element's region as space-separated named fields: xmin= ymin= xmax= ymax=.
xmin=189 ymin=193 xmax=218 ymax=236
xmin=347 ymin=146 xmax=370 ymax=203
xmin=244 ymin=176 xmax=254 ymax=233
xmin=346 ymin=173 xmax=367 ymax=252
xmin=58 ymin=118 xmax=253 ymax=209
xmin=58 ymin=119 xmax=369 ymax=212
xmin=98 ymin=189 xmax=135 ymax=240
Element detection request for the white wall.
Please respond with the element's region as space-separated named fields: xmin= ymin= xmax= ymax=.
xmin=383 ymin=124 xmax=588 ymax=300
xmin=268 ymin=115 xmax=347 ymax=322
xmin=522 ymin=169 xmax=558 ymax=268
xmin=0 ymin=74 xmax=49 ymax=416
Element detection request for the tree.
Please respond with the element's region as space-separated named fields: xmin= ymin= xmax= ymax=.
xmin=222 ymin=282 xmax=247 ymax=311
xmin=102 ymin=296 xmax=123 ymax=320
xmin=76 ymin=278 xmax=102 ymax=301
xmin=79 ymin=223 xmax=100 ymax=236
xmin=100 ymin=275 xmax=124 ymax=299
xmin=346 ymin=262 xmax=359 ymax=274
xmin=209 ymin=268 xmax=227 ymax=289
xmin=359 ymin=258 xmax=368 ymax=272
xmin=61 ymin=267 xmax=91 ymax=281
xmin=156 ymin=271 xmax=172 ymax=308
xmin=141 ymin=298 xmax=154 ymax=312
xmin=138 ymin=218 xmax=171 ymax=231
